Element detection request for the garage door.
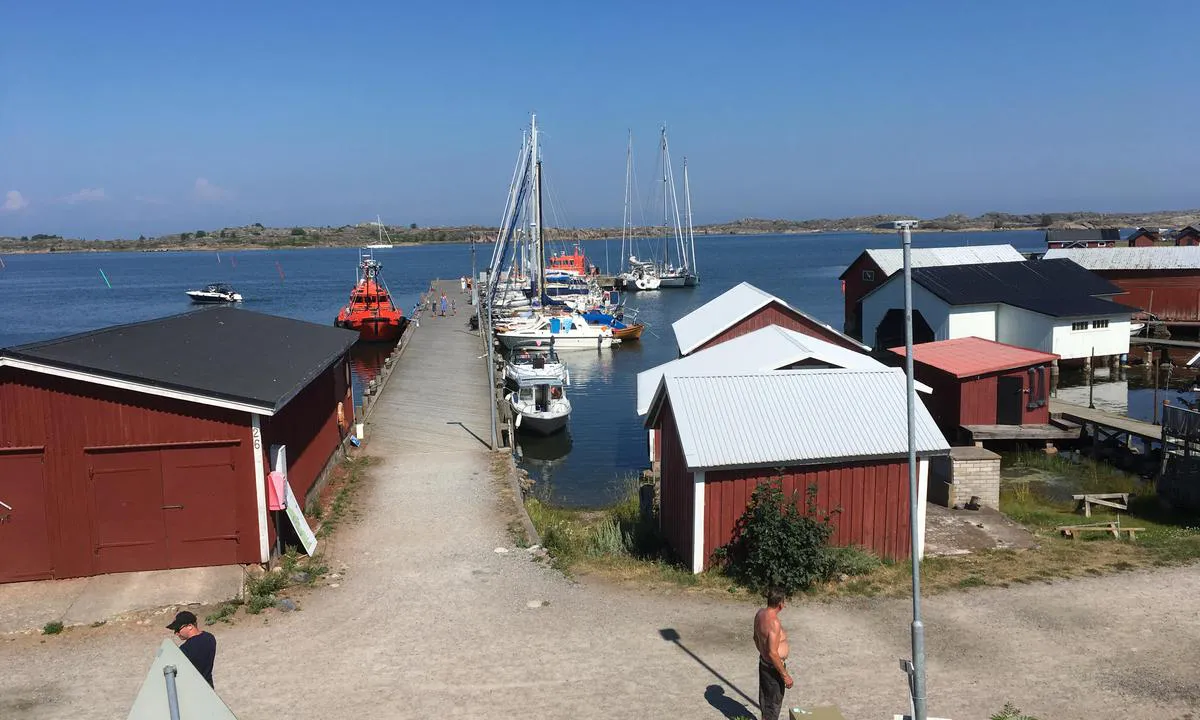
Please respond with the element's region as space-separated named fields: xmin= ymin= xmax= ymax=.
xmin=0 ymin=452 xmax=54 ymax=582
xmin=87 ymin=444 xmax=240 ymax=573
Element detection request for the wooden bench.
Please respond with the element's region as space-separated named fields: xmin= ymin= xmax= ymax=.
xmin=1057 ymin=521 xmax=1144 ymax=541
xmin=1072 ymin=492 xmax=1129 ymax=517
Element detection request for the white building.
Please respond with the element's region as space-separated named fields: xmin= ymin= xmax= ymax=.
xmin=860 ymin=259 xmax=1134 ymax=360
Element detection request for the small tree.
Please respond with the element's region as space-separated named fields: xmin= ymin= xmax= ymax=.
xmin=138 ymin=234 xmax=146 ymax=241
xmin=219 ymin=229 xmax=226 ymax=238
xmin=1038 ymin=214 xmax=1053 ymax=227
xmin=716 ymin=478 xmax=838 ymax=594
xmin=195 ymin=230 xmax=207 ymax=238
xmin=180 ymin=232 xmax=192 ymax=241
xmin=409 ymin=222 xmax=418 ymax=230
xmin=290 ymin=227 xmax=306 ymax=236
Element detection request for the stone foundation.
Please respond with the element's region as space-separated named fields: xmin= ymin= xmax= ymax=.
xmin=929 ymin=446 xmax=1001 ymax=509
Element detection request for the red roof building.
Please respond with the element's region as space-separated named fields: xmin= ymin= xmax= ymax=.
xmin=0 ymin=309 xmax=356 ymax=583
xmin=890 ymin=337 xmax=1060 ymax=443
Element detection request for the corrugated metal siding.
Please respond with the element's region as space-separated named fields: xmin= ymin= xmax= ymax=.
xmin=656 ymin=397 xmax=694 ymax=567
xmin=1045 ymin=247 xmax=1200 ymax=271
xmin=698 ymin=304 xmax=862 ymax=354
xmin=866 ymin=245 xmax=1025 ymax=277
xmin=0 ymin=367 xmax=257 ymax=580
xmin=1103 ymin=275 xmax=1200 ymax=322
xmin=668 ymin=370 xmax=949 ymax=470
xmin=704 ymin=460 xmax=912 ymax=566
xmin=261 ymin=358 xmax=352 ymax=506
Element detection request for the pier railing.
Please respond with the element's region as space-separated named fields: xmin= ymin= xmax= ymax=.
xmin=1159 ymin=404 xmax=1200 ymax=511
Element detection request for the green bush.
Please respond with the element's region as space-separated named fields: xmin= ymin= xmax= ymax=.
xmin=716 ymin=479 xmax=838 ymax=594
xmin=992 ymin=703 xmax=1039 ymax=720
xmin=290 ymin=227 xmax=306 ymax=236
xmin=42 ymin=620 xmax=64 ymax=635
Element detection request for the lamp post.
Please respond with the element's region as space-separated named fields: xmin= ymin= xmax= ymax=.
xmin=895 ymin=219 xmax=927 ymax=720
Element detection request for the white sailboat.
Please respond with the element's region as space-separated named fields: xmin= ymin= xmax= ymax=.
xmin=617 ymin=126 xmax=698 ymax=289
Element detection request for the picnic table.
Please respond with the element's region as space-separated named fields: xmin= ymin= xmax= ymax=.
xmin=1057 ymin=518 xmax=1144 ymax=541
xmin=1073 ymin=492 xmax=1129 ymax=517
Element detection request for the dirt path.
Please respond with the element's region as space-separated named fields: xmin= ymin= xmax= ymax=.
xmin=5 ymin=285 xmax=1199 ymax=719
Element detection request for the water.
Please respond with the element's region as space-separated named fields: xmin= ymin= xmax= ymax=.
xmin=0 ymin=231 xmax=1049 ymax=508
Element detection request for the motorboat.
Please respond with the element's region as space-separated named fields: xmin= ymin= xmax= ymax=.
xmin=509 ymin=375 xmax=571 ymax=435
xmin=186 ymin=283 xmax=243 ymax=303
xmin=579 ymin=309 xmax=644 ymax=342
xmin=496 ymin=313 xmax=619 ymax=350
xmin=506 ymin=341 xmax=570 ymax=386
xmin=334 ymin=249 xmax=407 ymax=342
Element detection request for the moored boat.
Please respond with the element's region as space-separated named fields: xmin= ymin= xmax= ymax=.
xmin=509 ymin=375 xmax=571 ymax=435
xmin=506 ymin=341 xmax=570 ymax=386
xmin=334 ymin=250 xmax=406 ymax=342
xmin=186 ymin=283 xmax=243 ymax=303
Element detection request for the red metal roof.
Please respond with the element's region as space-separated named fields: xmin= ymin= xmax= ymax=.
xmin=889 ymin=337 xmax=1058 ymax=378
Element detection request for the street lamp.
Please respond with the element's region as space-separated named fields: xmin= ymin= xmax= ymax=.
xmin=894 ymin=219 xmax=927 ymax=720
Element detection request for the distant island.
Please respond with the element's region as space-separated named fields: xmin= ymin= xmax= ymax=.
xmin=4 ymin=209 xmax=1200 ymax=254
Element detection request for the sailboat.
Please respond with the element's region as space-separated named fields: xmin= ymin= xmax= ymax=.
xmin=486 ymin=115 xmax=619 ymax=350
xmin=617 ymin=126 xmax=698 ymax=290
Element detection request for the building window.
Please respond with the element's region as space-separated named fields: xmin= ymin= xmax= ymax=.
xmin=862 ymin=269 xmax=875 ymax=282
xmin=1092 ymin=319 xmax=1109 ymax=329
xmin=1071 ymin=321 xmax=1089 ymax=331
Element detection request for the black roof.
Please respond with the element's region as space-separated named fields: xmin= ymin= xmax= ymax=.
xmin=1045 ymin=228 xmax=1122 ymax=243
xmin=910 ymin=259 xmax=1136 ymax=317
xmin=1 ymin=307 xmax=358 ymax=412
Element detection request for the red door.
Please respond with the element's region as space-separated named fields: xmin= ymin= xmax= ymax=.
xmin=162 ymin=446 xmax=240 ymax=568
xmin=87 ymin=450 xmax=168 ymax=573
xmin=0 ymin=452 xmax=54 ymax=582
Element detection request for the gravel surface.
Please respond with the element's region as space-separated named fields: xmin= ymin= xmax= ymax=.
xmin=4 ymin=288 xmax=1199 ymax=720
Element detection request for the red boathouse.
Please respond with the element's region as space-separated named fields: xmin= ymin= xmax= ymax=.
xmin=890 ymin=337 xmax=1057 ymax=443
xmin=0 ymin=308 xmax=357 ymax=584
xmin=645 ymin=369 xmax=950 ymax=572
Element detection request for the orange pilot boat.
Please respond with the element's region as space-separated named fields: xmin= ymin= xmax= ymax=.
xmin=335 ymin=251 xmax=407 ymax=343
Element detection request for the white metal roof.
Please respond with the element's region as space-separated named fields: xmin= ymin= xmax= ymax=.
xmin=645 ymin=369 xmax=950 ymax=471
xmin=864 ymin=244 xmax=1025 ymax=277
xmin=637 ymin=325 xmax=890 ymax=415
xmin=671 ymin=282 xmax=866 ymax=356
xmin=1044 ymin=246 xmax=1200 ymax=271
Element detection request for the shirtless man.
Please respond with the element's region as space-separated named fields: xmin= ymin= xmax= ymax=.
xmin=754 ymin=588 xmax=793 ymax=720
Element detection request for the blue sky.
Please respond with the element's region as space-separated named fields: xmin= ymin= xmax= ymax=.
xmin=2 ymin=1 xmax=1198 ymax=238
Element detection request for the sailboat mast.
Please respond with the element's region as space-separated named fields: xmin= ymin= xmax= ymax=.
xmin=661 ymin=125 xmax=669 ymax=269
xmin=530 ymin=114 xmax=545 ymax=299
xmin=683 ymin=157 xmax=696 ymax=275
xmin=622 ymin=130 xmax=632 ymax=272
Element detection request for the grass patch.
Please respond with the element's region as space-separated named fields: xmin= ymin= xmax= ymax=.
xmin=316 ymin=455 xmax=371 ymax=538
xmin=42 ymin=621 xmax=64 ymax=635
xmin=205 ymin=602 xmax=241 ymax=625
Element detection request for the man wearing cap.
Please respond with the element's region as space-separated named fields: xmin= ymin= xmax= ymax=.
xmin=166 ymin=611 xmax=217 ymax=687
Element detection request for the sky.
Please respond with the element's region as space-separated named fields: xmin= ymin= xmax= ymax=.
xmin=2 ymin=1 xmax=1199 ymax=239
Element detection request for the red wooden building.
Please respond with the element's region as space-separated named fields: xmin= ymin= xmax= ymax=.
xmin=1045 ymin=229 xmax=1121 ymax=249
xmin=0 ymin=308 xmax=357 ymax=583
xmin=1127 ymin=228 xmax=1163 ymax=247
xmin=670 ymin=282 xmax=868 ymax=357
xmin=890 ymin=337 xmax=1057 ymax=442
xmin=1044 ymin=246 xmax=1200 ymax=322
xmin=838 ymin=245 xmax=1025 ymax=340
xmin=645 ymin=369 xmax=950 ymax=572
xmin=1177 ymin=226 xmax=1200 ymax=247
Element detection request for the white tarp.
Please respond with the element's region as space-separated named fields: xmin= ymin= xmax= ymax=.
xmin=127 ymin=639 xmax=237 ymax=720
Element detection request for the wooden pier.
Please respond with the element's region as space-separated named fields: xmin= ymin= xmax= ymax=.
xmin=1049 ymin=399 xmax=1162 ymax=443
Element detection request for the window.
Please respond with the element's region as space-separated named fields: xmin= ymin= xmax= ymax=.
xmin=1092 ymin=319 xmax=1109 ymax=329
xmin=862 ymin=269 xmax=875 ymax=282
xmin=1071 ymin=321 xmax=1089 ymax=331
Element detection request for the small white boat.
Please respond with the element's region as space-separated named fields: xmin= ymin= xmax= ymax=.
xmin=509 ymin=376 xmax=571 ymax=435
xmin=497 ymin=313 xmax=618 ymax=350
xmin=506 ymin=342 xmax=569 ymax=386
xmin=365 ymin=243 xmax=393 ymax=250
xmin=186 ymin=283 xmax=243 ymax=304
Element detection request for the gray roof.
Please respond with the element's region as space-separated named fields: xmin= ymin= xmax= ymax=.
xmin=671 ymin=282 xmax=866 ymax=356
xmin=637 ymin=325 xmax=895 ymax=416
xmin=859 ymin=244 xmax=1025 ymax=277
xmin=1044 ymin=246 xmax=1200 ymax=271
xmin=645 ymin=369 xmax=949 ymax=471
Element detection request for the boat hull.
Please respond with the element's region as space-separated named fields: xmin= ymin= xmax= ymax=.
xmin=336 ymin=315 xmax=406 ymax=342
xmin=187 ymin=293 xmax=242 ymax=304
xmin=510 ymin=397 xmax=571 ymax=435
xmin=498 ymin=333 xmax=616 ymax=350
xmin=612 ymin=323 xmax=644 ymax=341
xmin=657 ymin=275 xmax=687 ymax=288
